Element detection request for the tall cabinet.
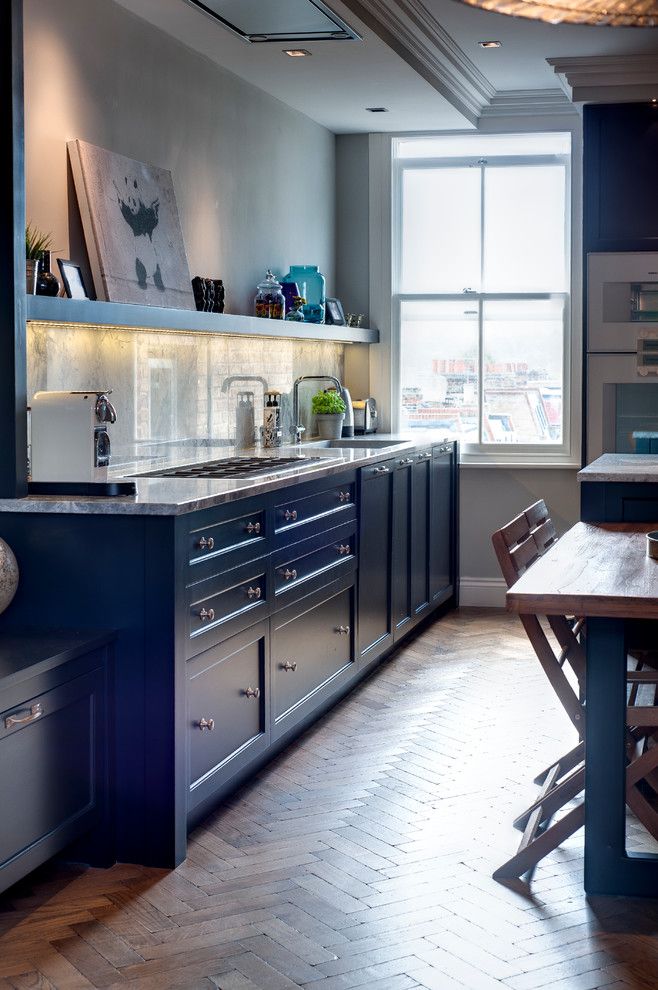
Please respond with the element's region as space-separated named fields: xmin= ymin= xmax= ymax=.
xmin=358 ymin=441 xmax=458 ymax=664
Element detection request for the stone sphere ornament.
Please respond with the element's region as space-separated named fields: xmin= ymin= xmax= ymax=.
xmin=0 ymin=537 xmax=19 ymax=614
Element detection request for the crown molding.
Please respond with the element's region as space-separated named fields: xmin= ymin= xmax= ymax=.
xmin=339 ymin=0 xmax=494 ymax=125
xmin=481 ymin=88 xmax=577 ymax=117
xmin=547 ymin=54 xmax=658 ymax=103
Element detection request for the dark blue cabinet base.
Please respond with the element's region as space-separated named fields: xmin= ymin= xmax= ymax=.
xmin=0 ymin=632 xmax=112 ymax=895
xmin=0 ymin=451 xmax=458 ymax=872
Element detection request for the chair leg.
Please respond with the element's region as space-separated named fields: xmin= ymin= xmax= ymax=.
xmin=493 ymin=804 xmax=584 ymax=882
xmin=533 ymin=741 xmax=584 ymax=786
xmin=514 ymin=763 xmax=585 ymax=832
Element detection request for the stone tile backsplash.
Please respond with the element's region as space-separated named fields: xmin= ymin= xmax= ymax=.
xmin=27 ymin=323 xmax=346 ymax=454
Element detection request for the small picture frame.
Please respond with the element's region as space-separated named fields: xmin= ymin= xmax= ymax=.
xmin=325 ymin=297 xmax=346 ymax=326
xmin=57 ymin=259 xmax=90 ymax=300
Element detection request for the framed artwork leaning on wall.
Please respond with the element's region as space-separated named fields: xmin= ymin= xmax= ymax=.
xmin=67 ymin=139 xmax=195 ymax=310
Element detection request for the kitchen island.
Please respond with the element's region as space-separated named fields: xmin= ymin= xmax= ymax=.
xmin=508 ymin=520 xmax=658 ymax=897
xmin=0 ymin=434 xmax=458 ymax=871
xmin=580 ymin=453 xmax=658 ymax=522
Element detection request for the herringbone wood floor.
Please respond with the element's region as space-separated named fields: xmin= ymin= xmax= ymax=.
xmin=2 ymin=608 xmax=658 ymax=990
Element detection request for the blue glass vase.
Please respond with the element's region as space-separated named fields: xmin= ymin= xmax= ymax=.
xmin=283 ymin=265 xmax=325 ymax=324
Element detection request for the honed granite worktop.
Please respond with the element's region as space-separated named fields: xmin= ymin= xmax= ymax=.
xmin=0 ymin=433 xmax=450 ymax=516
xmin=578 ymin=454 xmax=658 ymax=484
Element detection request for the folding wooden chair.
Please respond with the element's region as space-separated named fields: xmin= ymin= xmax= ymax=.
xmin=492 ymin=500 xmax=658 ymax=881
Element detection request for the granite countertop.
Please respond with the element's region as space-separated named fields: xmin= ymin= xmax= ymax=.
xmin=0 ymin=433 xmax=451 ymax=516
xmin=578 ymin=454 xmax=658 ymax=483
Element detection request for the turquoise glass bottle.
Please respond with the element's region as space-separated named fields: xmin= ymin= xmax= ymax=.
xmin=283 ymin=265 xmax=325 ymax=324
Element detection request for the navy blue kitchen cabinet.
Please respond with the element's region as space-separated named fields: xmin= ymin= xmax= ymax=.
xmin=0 ymin=632 xmax=112 ymax=894
xmin=581 ymin=480 xmax=658 ymax=523
xmin=0 ymin=448 xmax=457 ymax=872
xmin=392 ymin=455 xmax=414 ymax=638
xmin=358 ymin=460 xmax=395 ymax=662
xmin=429 ymin=442 xmax=458 ymax=609
xmin=584 ymin=103 xmax=658 ymax=254
xmin=272 ymin=574 xmax=356 ymax=742
xmin=187 ymin=619 xmax=270 ymax=825
xmin=376 ymin=442 xmax=458 ymax=649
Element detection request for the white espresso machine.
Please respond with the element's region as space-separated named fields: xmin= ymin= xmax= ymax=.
xmin=30 ymin=390 xmax=117 ymax=482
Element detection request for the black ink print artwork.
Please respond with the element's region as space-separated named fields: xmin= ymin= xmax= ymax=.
xmin=68 ymin=140 xmax=194 ymax=309
xmin=115 ymin=176 xmax=165 ymax=293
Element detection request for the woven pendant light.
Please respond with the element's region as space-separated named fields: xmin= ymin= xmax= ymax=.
xmin=457 ymin=0 xmax=658 ymax=26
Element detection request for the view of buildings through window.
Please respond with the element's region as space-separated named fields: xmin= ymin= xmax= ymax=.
xmin=395 ymin=133 xmax=570 ymax=447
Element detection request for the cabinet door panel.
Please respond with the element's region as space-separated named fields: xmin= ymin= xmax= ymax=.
xmin=392 ymin=461 xmax=413 ymax=636
xmin=358 ymin=463 xmax=394 ymax=659
xmin=187 ymin=623 xmax=267 ymax=792
xmin=273 ymin=588 xmax=353 ymax=722
xmin=0 ymin=669 xmax=103 ymax=881
xmin=410 ymin=453 xmax=431 ymax=616
xmin=429 ymin=445 xmax=454 ymax=604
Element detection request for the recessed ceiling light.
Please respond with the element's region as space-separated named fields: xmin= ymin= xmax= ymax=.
xmin=283 ymin=49 xmax=312 ymax=56
xmin=478 ymin=40 xmax=502 ymax=47
xmin=366 ymin=107 xmax=389 ymax=113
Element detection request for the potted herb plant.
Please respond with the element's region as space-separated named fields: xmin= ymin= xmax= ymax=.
xmin=311 ymin=389 xmax=346 ymax=440
xmin=25 ymin=222 xmax=53 ymax=295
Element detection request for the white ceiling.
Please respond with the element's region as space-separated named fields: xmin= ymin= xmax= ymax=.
xmin=115 ymin=0 xmax=658 ymax=133
xmin=421 ymin=0 xmax=658 ymax=92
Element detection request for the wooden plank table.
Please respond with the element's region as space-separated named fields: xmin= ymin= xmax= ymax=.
xmin=508 ymin=521 xmax=658 ymax=897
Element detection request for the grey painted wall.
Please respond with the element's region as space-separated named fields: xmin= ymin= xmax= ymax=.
xmin=24 ymin=0 xmax=336 ymax=316
xmin=336 ymin=135 xmax=370 ymax=322
xmin=459 ymin=467 xmax=579 ymax=586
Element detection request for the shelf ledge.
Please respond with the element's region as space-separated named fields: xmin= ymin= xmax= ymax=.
xmin=26 ymin=296 xmax=379 ymax=345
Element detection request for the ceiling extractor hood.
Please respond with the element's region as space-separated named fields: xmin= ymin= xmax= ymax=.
xmin=184 ymin=0 xmax=362 ymax=42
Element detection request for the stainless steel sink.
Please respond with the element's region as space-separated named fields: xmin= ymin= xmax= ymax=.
xmin=305 ymin=438 xmax=409 ymax=449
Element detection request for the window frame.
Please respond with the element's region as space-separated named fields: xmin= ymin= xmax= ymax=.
xmin=391 ymin=135 xmax=577 ymax=467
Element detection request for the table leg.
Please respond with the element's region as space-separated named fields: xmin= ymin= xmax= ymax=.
xmin=585 ymin=616 xmax=658 ymax=896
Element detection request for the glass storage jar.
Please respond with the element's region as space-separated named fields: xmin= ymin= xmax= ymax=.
xmin=254 ymin=270 xmax=285 ymax=320
xmin=283 ymin=265 xmax=325 ymax=323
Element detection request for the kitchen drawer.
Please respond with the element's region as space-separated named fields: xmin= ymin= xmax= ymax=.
xmin=186 ymin=499 xmax=268 ymax=582
xmin=272 ymin=582 xmax=355 ymax=732
xmin=0 ymin=666 xmax=105 ymax=892
xmin=187 ymin=621 xmax=268 ymax=812
xmin=273 ymin=476 xmax=356 ymax=542
xmin=272 ymin=520 xmax=356 ymax=606
xmin=360 ymin=460 xmax=398 ymax=483
xmin=186 ymin=557 xmax=269 ymax=659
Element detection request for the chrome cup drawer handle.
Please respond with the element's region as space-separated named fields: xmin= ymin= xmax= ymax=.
xmin=280 ymin=568 xmax=298 ymax=581
xmin=245 ymin=585 xmax=262 ymax=600
xmin=198 ymin=607 xmax=216 ymax=622
xmin=417 ymin=452 xmax=431 ymax=460
xmin=245 ymin=521 xmax=261 ymax=534
xmin=284 ymin=509 xmax=298 ymax=522
xmin=337 ymin=544 xmax=351 ymax=555
xmin=399 ymin=457 xmax=414 ymax=465
xmin=338 ymin=491 xmax=351 ymax=502
xmin=5 ymin=702 xmax=43 ymax=729
xmin=197 ymin=717 xmax=215 ymax=731
xmin=374 ymin=466 xmax=390 ymax=474
xmin=197 ymin=536 xmax=215 ymax=551
xmin=244 ymin=686 xmax=261 ymax=699
xmin=335 ymin=625 xmax=351 ymax=635
xmin=281 ymin=660 xmax=298 ymax=672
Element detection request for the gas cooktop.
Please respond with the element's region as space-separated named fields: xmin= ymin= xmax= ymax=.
xmin=131 ymin=455 xmax=324 ymax=480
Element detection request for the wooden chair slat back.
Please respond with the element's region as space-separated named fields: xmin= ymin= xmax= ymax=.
xmin=493 ymin=500 xmax=586 ymax=732
xmin=492 ymin=500 xmax=554 ymax=589
xmin=533 ymin=517 xmax=558 ymax=555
